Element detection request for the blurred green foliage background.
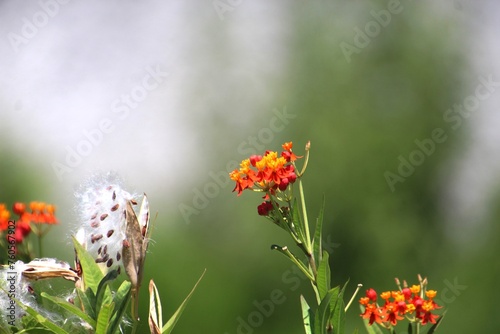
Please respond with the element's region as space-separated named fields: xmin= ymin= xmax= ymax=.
xmin=1 ymin=1 xmax=499 ymax=333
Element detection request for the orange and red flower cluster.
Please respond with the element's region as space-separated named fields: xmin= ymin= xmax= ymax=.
xmin=360 ymin=282 xmax=442 ymax=327
xmin=0 ymin=202 xmax=58 ymax=243
xmin=229 ymin=142 xmax=300 ymax=197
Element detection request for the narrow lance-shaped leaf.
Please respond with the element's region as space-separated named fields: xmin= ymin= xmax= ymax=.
xmin=330 ymin=281 xmax=348 ymax=334
xmin=108 ymin=280 xmax=132 ymax=334
xmin=72 ymin=236 xmax=104 ymax=294
xmin=314 ymin=288 xmax=336 ymax=334
xmin=291 ymin=198 xmax=308 ymax=248
xmin=95 ymin=303 xmax=114 ymax=334
xmin=316 ymin=251 xmax=331 ymax=300
xmin=163 ymin=269 xmax=206 ymax=334
xmin=40 ymin=292 xmax=96 ymax=329
xmin=1 ymin=289 xmax=69 ymax=334
xmin=427 ymin=311 xmax=446 ymax=334
xmin=76 ymin=288 xmax=96 ymax=322
xmin=95 ymin=269 xmax=118 ymax=317
xmin=300 ymin=295 xmax=314 ymax=334
xmin=312 ymin=196 xmax=326 ymax=264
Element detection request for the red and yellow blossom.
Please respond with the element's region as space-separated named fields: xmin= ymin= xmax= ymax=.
xmin=0 ymin=201 xmax=58 ymax=244
xmin=360 ymin=277 xmax=443 ymax=328
xmin=229 ymin=142 xmax=302 ymax=197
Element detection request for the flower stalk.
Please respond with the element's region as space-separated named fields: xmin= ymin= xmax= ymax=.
xmin=230 ymin=141 xmax=351 ymax=333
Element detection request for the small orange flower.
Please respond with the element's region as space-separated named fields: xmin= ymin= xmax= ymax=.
xmin=0 ymin=204 xmax=10 ymax=231
xmin=281 ymin=141 xmax=301 ymax=162
xmin=425 ymin=290 xmax=437 ymax=299
xmin=359 ymin=297 xmax=370 ymax=305
xmin=361 ymin=303 xmax=385 ymax=325
xmin=380 ymin=291 xmax=391 ymax=301
xmin=385 ymin=302 xmax=404 ymax=325
xmin=410 ymin=284 xmax=420 ymax=294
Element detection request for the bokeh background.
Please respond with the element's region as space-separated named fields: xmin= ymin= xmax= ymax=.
xmin=1 ymin=0 xmax=499 ymax=333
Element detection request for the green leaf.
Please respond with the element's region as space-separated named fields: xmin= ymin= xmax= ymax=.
xmin=291 ymin=198 xmax=307 ymax=245
xmin=329 ymin=281 xmax=348 ymax=334
xmin=427 ymin=311 xmax=446 ymax=334
xmin=40 ymin=292 xmax=96 ymax=329
xmin=316 ymin=251 xmax=331 ymax=300
xmin=76 ymin=288 xmax=96 ymax=321
xmin=95 ymin=270 xmax=118 ymax=315
xmin=314 ymin=288 xmax=336 ymax=334
xmin=108 ymin=280 xmax=132 ymax=334
xmin=300 ymin=295 xmax=314 ymax=334
xmin=72 ymin=236 xmax=104 ymax=294
xmin=312 ymin=195 xmax=326 ymax=264
xmin=359 ymin=304 xmax=384 ymax=334
xmin=19 ymin=314 xmax=40 ymax=332
xmin=162 ymin=269 xmax=206 ymax=334
xmin=15 ymin=300 xmax=69 ymax=334
xmin=95 ymin=303 xmax=114 ymax=334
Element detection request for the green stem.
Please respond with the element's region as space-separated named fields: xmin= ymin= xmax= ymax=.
xmin=298 ymin=179 xmax=318 ymax=279
xmin=345 ymin=284 xmax=363 ymax=311
xmin=38 ymin=234 xmax=43 ymax=258
xmin=271 ymin=245 xmax=315 ymax=282
xmin=298 ymin=179 xmax=312 ymax=255
xmin=307 ymin=252 xmax=317 ymax=279
xmin=131 ymin=319 xmax=138 ymax=334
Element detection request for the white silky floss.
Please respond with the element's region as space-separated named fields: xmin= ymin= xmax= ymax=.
xmin=75 ymin=173 xmax=142 ymax=274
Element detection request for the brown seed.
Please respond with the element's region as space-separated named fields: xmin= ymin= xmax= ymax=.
xmin=102 ymin=253 xmax=109 ymax=262
xmin=106 ymin=259 xmax=114 ymax=268
xmin=123 ymin=239 xmax=130 ymax=248
xmin=90 ymin=221 xmax=100 ymax=228
xmin=131 ymin=199 xmax=137 ymax=205
xmin=111 ymin=203 xmax=119 ymax=212
xmin=141 ymin=225 xmax=147 ymax=238
xmin=91 ymin=234 xmax=103 ymax=244
xmin=116 ymin=251 xmax=121 ymax=261
xmin=100 ymin=213 xmax=108 ymax=221
xmin=107 ymin=229 xmax=114 ymax=238
xmin=75 ymin=257 xmax=82 ymax=277
xmin=97 ymin=246 xmax=102 ymax=255
xmin=95 ymin=257 xmax=105 ymax=263
xmin=102 ymin=245 xmax=108 ymax=255
xmin=117 ymin=266 xmax=121 ymax=275
xmin=112 ymin=190 xmax=116 ymax=200
xmin=90 ymin=212 xmax=98 ymax=220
